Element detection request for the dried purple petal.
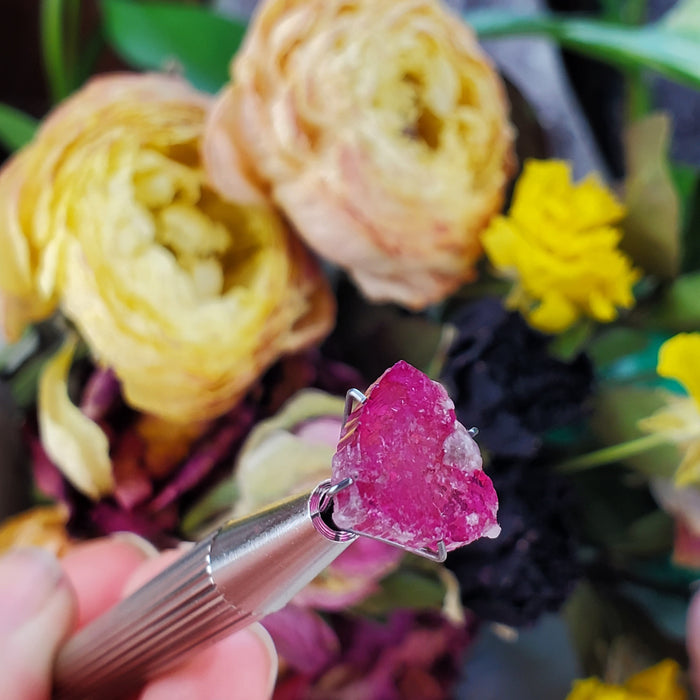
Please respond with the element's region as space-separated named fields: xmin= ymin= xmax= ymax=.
xmin=293 ymin=538 xmax=402 ymax=611
xmin=79 ymin=367 xmax=122 ymax=422
xmin=149 ymin=405 xmax=255 ymax=511
xmin=112 ymin=431 xmax=152 ymax=510
xmin=89 ymin=501 xmax=178 ymax=546
xmin=29 ymin=437 xmax=70 ymax=505
xmin=263 ymin=605 xmax=340 ymax=675
xmin=310 ymin=610 xmax=474 ymax=700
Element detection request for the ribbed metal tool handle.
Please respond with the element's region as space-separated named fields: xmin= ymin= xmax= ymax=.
xmin=53 ymin=535 xmax=249 ymax=699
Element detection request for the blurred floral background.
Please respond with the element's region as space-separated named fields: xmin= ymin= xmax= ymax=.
xmin=2 ymin=0 xmax=700 ymax=697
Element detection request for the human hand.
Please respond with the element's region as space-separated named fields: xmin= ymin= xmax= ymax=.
xmin=0 ymin=537 xmax=278 ymax=700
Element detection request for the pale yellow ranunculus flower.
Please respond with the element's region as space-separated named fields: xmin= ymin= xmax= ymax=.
xmin=204 ymin=0 xmax=514 ymax=309
xmin=0 ymin=74 xmax=335 ymax=425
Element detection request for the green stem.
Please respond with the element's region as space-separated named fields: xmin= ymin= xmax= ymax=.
xmin=63 ymin=0 xmax=81 ymax=86
xmin=40 ymin=0 xmax=81 ymax=103
xmin=626 ymin=68 xmax=653 ymax=121
xmin=557 ymin=433 xmax=669 ymax=473
xmin=622 ymin=0 xmax=651 ymax=121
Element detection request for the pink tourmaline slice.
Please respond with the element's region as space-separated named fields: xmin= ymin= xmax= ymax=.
xmin=331 ymin=361 xmax=500 ymax=552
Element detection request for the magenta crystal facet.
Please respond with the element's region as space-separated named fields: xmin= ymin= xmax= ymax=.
xmin=331 ymin=361 xmax=500 ymax=553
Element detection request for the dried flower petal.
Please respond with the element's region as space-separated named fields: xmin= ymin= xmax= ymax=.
xmin=263 ymin=605 xmax=340 ymax=676
xmin=0 ymin=504 xmax=70 ymax=556
xmin=0 ymin=73 xmax=334 ymax=423
xmin=204 ymin=0 xmax=514 ymax=308
xmin=38 ymin=338 xmax=114 ymax=500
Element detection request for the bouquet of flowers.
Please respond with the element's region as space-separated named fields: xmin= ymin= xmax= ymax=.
xmin=1 ymin=0 xmax=700 ymax=697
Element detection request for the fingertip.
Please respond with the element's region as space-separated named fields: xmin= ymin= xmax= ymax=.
xmin=246 ymin=623 xmax=278 ymax=697
xmin=61 ymin=536 xmax=154 ymax=628
xmin=139 ymin=624 xmax=278 ymax=700
xmin=0 ymin=548 xmax=76 ymax=700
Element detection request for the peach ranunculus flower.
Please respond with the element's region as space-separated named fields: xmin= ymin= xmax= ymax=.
xmin=204 ymin=0 xmax=515 ymax=309
xmin=0 ymin=73 xmax=334 ymax=425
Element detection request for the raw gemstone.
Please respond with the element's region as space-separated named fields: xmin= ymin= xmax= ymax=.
xmin=331 ymin=360 xmax=500 ymax=552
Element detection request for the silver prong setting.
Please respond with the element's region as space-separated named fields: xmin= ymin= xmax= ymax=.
xmin=341 ymin=530 xmax=448 ymax=563
xmin=343 ymin=388 xmax=367 ymax=426
xmin=416 ymin=540 xmax=447 ymax=563
xmin=325 ymin=477 xmax=354 ymax=498
xmin=318 ymin=477 xmax=355 ymax=512
xmin=467 ymin=426 xmax=479 ymax=438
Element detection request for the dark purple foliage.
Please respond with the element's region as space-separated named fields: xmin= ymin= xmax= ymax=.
xmin=446 ymin=458 xmax=581 ymax=627
xmin=442 ymin=298 xmax=593 ymax=458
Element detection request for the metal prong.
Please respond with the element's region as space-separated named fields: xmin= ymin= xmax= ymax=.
xmin=318 ymin=477 xmax=354 ymax=512
xmin=343 ymin=388 xmax=367 ymax=426
xmin=325 ymin=477 xmax=354 ymax=499
xmin=468 ymin=427 xmax=479 ymax=438
xmin=344 ymin=530 xmax=448 ymax=563
xmin=417 ymin=540 xmax=447 ymax=563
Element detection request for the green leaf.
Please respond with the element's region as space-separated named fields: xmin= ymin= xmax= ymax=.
xmin=618 ymin=510 xmax=674 ymax=556
xmin=564 ymin=583 xmax=615 ymax=677
xmin=9 ymin=352 xmax=55 ymax=409
xmin=40 ymin=0 xmax=82 ymax=103
xmin=181 ymin=479 xmax=237 ymax=538
xmin=679 ymin=177 xmax=700 ymax=273
xmin=101 ymin=0 xmax=247 ymax=93
xmin=548 ymin=319 xmax=593 ymax=361
xmin=589 ymin=385 xmax=680 ymax=478
xmin=662 ymin=0 xmax=700 ymax=36
xmin=0 ymin=103 xmax=38 ymax=152
xmin=670 ymin=162 xmax=697 ymax=217
xmin=354 ymin=568 xmax=446 ymax=618
xmin=648 ymin=272 xmax=700 ymax=330
xmin=589 ymin=328 xmax=671 ymax=383
xmin=571 ymin=467 xmax=665 ymax=551
xmin=466 ymin=2 xmax=700 ymax=91
xmin=617 ymin=581 xmax=689 ymax=640
xmin=566 ymin=578 xmax=690 ymax=678
xmin=588 ymin=327 xmax=655 ymax=372
xmin=632 ymin=554 xmax=700 ymax=589
xmin=622 ymin=113 xmax=681 ymax=279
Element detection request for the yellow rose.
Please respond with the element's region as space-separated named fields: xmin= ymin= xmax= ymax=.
xmin=204 ymin=0 xmax=514 ymax=309
xmin=0 ymin=74 xmax=334 ymax=424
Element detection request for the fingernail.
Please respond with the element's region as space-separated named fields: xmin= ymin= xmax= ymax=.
xmin=108 ymin=532 xmax=159 ymax=558
xmin=0 ymin=548 xmax=65 ymax=633
xmin=247 ymin=623 xmax=279 ymax=697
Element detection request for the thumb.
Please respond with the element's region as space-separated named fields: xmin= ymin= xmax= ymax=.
xmin=0 ymin=548 xmax=76 ymax=700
